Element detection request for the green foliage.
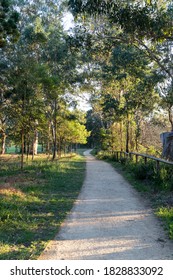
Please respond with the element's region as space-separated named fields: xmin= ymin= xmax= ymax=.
xmin=156 ymin=207 xmax=173 ymax=239
xmin=68 ymin=0 xmax=173 ymax=41
xmin=0 ymin=0 xmax=20 ymax=47
xmin=128 ymin=161 xmax=173 ymax=192
xmin=129 ymin=161 xmax=155 ymax=181
xmin=97 ymin=150 xmax=111 ymax=160
xmin=96 ymin=150 xmax=173 ymax=192
xmin=68 ymin=0 xmax=173 ymax=135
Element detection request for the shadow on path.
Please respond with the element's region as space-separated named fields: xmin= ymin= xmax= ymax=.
xmin=39 ymin=150 xmax=173 ymax=260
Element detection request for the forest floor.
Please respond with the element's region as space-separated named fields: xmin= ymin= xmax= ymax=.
xmin=39 ymin=150 xmax=173 ymax=260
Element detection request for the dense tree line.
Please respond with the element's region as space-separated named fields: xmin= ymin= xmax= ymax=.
xmin=68 ymin=0 xmax=173 ymax=155
xmin=0 ymin=0 xmax=90 ymax=168
xmin=0 ymin=0 xmax=173 ymax=163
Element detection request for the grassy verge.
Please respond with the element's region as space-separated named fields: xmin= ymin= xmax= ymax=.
xmin=0 ymin=152 xmax=86 ymax=259
xmin=95 ymin=150 xmax=173 ymax=239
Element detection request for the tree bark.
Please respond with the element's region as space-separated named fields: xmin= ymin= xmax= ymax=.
xmin=32 ymin=130 xmax=38 ymax=160
xmin=1 ymin=131 xmax=6 ymax=155
xmin=21 ymin=128 xmax=24 ymax=170
xmin=120 ymin=121 xmax=123 ymax=151
xmin=58 ymin=137 xmax=61 ymax=158
xmin=126 ymin=114 xmax=130 ymax=153
xmin=52 ymin=99 xmax=57 ymax=160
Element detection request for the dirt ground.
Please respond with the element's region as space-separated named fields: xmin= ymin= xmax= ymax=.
xmin=39 ymin=150 xmax=173 ymax=260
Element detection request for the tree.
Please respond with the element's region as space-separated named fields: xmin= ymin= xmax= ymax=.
xmin=68 ymin=0 xmax=173 ymax=118
xmin=0 ymin=0 xmax=20 ymax=48
xmin=86 ymin=41 xmax=160 ymax=152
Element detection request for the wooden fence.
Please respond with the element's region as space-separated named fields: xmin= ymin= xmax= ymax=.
xmin=114 ymin=151 xmax=173 ymax=173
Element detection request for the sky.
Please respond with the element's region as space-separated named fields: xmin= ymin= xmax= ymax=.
xmin=62 ymin=12 xmax=74 ymax=31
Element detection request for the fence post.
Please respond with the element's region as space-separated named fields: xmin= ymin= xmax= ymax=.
xmin=144 ymin=156 xmax=147 ymax=164
xmin=129 ymin=153 xmax=132 ymax=161
xmin=136 ymin=154 xmax=138 ymax=163
xmin=156 ymin=160 xmax=160 ymax=174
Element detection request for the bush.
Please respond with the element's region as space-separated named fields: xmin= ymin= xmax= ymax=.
xmin=95 ymin=149 xmax=173 ymax=191
xmin=97 ymin=150 xmax=111 ymax=160
xmin=128 ymin=161 xmax=154 ymax=181
xmin=157 ymin=207 xmax=173 ymax=239
xmin=154 ymin=165 xmax=173 ymax=191
xmin=119 ymin=157 xmax=128 ymax=165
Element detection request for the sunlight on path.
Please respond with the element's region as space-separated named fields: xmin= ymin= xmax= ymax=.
xmin=39 ymin=150 xmax=173 ymax=260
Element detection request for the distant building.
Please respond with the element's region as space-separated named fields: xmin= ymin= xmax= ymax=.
xmin=160 ymin=132 xmax=173 ymax=161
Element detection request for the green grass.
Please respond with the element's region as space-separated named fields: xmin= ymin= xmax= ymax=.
xmin=0 ymin=152 xmax=86 ymax=259
xmin=156 ymin=207 xmax=173 ymax=239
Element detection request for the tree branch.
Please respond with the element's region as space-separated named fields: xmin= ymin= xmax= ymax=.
xmin=134 ymin=38 xmax=173 ymax=79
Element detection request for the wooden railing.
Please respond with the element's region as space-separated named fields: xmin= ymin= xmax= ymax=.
xmin=113 ymin=151 xmax=173 ymax=173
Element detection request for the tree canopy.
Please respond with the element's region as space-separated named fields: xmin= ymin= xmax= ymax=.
xmin=0 ymin=0 xmax=173 ymax=163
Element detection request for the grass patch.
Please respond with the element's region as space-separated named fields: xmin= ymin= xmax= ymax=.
xmin=0 ymin=152 xmax=86 ymax=259
xmin=156 ymin=207 xmax=173 ymax=239
xmin=96 ymin=150 xmax=173 ymax=240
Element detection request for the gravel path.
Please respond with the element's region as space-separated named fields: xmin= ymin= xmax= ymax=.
xmin=39 ymin=150 xmax=173 ymax=260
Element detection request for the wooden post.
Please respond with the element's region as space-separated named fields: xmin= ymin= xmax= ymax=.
xmin=129 ymin=153 xmax=132 ymax=161
xmin=156 ymin=160 xmax=160 ymax=174
xmin=144 ymin=157 xmax=147 ymax=164
xmin=136 ymin=154 xmax=138 ymax=163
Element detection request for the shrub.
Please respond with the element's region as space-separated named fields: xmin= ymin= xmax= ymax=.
xmin=154 ymin=165 xmax=173 ymax=191
xmin=130 ymin=161 xmax=154 ymax=181
xmin=119 ymin=157 xmax=128 ymax=165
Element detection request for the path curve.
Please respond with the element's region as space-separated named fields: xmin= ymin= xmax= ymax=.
xmin=39 ymin=150 xmax=173 ymax=260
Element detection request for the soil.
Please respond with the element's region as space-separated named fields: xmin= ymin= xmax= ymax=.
xmin=39 ymin=150 xmax=173 ymax=260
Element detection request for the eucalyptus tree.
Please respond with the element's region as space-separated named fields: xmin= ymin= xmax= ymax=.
xmin=68 ymin=0 xmax=173 ymax=125
xmin=1 ymin=0 xmax=49 ymax=166
xmin=7 ymin=54 xmax=47 ymax=167
xmin=66 ymin=0 xmax=173 ymax=153
xmin=0 ymin=0 xmax=20 ymax=153
xmin=68 ymin=0 xmax=173 ymax=82
xmin=40 ymin=20 xmax=79 ymax=159
xmin=86 ymin=43 xmax=161 ymax=152
xmin=0 ymin=90 xmax=9 ymax=154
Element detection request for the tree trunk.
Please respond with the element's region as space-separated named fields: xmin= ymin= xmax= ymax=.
xmin=52 ymin=99 xmax=57 ymax=160
xmin=46 ymin=122 xmax=51 ymax=155
xmin=52 ymin=124 xmax=57 ymax=160
xmin=41 ymin=142 xmax=44 ymax=153
xmin=26 ymin=140 xmax=30 ymax=160
xmin=58 ymin=138 xmax=61 ymax=158
xmin=120 ymin=121 xmax=123 ymax=151
xmin=126 ymin=114 xmax=130 ymax=153
xmin=1 ymin=131 xmax=6 ymax=155
xmin=32 ymin=130 xmax=38 ymax=160
xmin=135 ymin=118 xmax=141 ymax=152
xmin=21 ymin=128 xmax=24 ymax=170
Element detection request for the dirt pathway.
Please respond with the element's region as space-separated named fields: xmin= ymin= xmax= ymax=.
xmin=39 ymin=150 xmax=173 ymax=260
